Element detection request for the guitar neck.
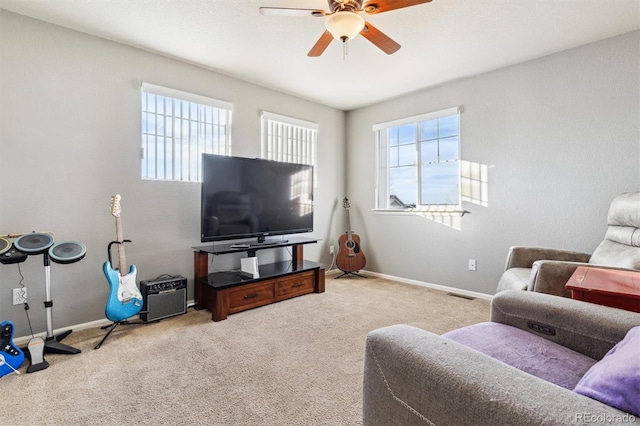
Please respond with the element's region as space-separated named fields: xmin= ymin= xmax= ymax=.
xmin=115 ymin=216 xmax=127 ymax=272
xmin=345 ymin=208 xmax=353 ymax=240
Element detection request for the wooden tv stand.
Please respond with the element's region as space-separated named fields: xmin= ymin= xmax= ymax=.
xmin=193 ymin=237 xmax=325 ymax=321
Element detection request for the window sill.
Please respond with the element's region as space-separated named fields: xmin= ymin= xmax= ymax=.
xmin=373 ymin=208 xmax=469 ymax=217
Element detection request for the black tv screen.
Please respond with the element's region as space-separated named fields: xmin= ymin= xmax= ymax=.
xmin=201 ymin=154 xmax=314 ymax=243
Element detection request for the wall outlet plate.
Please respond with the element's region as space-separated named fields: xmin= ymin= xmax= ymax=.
xmin=12 ymin=288 xmax=26 ymax=305
xmin=468 ymin=259 xmax=477 ymax=271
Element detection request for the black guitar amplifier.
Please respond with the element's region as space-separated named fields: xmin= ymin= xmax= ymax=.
xmin=139 ymin=275 xmax=187 ymax=322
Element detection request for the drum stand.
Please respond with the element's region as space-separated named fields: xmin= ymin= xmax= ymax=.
xmin=41 ymin=252 xmax=81 ymax=355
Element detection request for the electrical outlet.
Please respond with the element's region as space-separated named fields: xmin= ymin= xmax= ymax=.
xmin=468 ymin=259 xmax=477 ymax=271
xmin=12 ymin=288 xmax=27 ymax=305
xmin=329 ymin=245 xmax=335 ymax=255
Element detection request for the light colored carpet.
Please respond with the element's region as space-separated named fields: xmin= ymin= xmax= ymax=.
xmin=4 ymin=276 xmax=490 ymax=426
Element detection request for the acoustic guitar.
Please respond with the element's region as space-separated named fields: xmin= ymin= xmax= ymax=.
xmin=104 ymin=194 xmax=143 ymax=322
xmin=336 ymin=198 xmax=367 ymax=273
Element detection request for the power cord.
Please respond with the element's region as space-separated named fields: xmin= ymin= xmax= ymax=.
xmin=16 ymin=263 xmax=35 ymax=338
xmin=328 ymin=250 xmax=337 ymax=272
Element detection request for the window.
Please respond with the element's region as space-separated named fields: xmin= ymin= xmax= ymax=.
xmin=141 ymin=83 xmax=232 ymax=182
xmin=261 ymin=111 xmax=317 ymax=169
xmin=375 ymin=107 xmax=461 ymax=211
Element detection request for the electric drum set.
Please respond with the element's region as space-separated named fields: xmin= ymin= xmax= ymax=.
xmin=0 ymin=232 xmax=86 ymax=369
xmin=0 ymin=233 xmax=86 ymax=265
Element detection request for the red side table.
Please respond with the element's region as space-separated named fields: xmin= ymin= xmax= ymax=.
xmin=565 ymin=266 xmax=640 ymax=313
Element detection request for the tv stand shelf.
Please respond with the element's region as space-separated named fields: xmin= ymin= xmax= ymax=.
xmin=193 ymin=237 xmax=324 ymax=321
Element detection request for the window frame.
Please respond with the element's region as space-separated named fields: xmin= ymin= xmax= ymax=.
xmin=374 ymin=106 xmax=464 ymax=215
xmin=141 ymin=83 xmax=232 ymax=182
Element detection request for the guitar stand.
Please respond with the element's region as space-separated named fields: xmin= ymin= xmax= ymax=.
xmin=96 ymin=239 xmax=134 ymax=350
xmin=107 ymin=239 xmax=131 ymax=266
xmin=95 ymin=240 xmax=158 ymax=350
xmin=94 ymin=320 xmax=142 ymax=350
xmin=94 ymin=315 xmax=160 ymax=350
xmin=335 ymin=270 xmax=368 ymax=279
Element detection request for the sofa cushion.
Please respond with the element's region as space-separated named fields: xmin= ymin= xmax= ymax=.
xmin=573 ymin=326 xmax=640 ymax=416
xmin=590 ymin=239 xmax=640 ymax=270
xmin=589 ymin=191 xmax=640 ymax=270
xmin=443 ymin=322 xmax=597 ymax=390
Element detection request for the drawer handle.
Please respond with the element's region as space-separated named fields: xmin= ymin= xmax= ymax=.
xmin=292 ymin=283 xmax=304 ymax=288
xmin=244 ymin=293 xmax=259 ymax=299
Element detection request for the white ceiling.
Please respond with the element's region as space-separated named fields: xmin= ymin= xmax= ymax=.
xmin=1 ymin=0 xmax=639 ymax=110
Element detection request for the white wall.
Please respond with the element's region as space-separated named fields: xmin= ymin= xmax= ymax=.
xmin=0 ymin=10 xmax=346 ymax=337
xmin=346 ymin=31 xmax=640 ymax=295
xmin=2 ymin=10 xmax=638 ymax=339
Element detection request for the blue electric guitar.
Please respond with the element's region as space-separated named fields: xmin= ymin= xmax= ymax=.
xmin=0 ymin=321 xmax=24 ymax=377
xmin=104 ymin=194 xmax=143 ymax=322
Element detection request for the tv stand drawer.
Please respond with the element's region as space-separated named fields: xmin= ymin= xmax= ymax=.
xmin=228 ymin=281 xmax=275 ymax=314
xmin=276 ymin=271 xmax=315 ymax=300
xmin=193 ymin=242 xmax=325 ymax=321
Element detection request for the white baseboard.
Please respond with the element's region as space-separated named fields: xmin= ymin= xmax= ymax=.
xmin=14 ymin=299 xmax=198 ymax=346
xmin=337 ymin=269 xmax=493 ymax=301
xmin=14 ymin=318 xmax=112 ymax=347
xmin=14 ymin=272 xmax=491 ymax=345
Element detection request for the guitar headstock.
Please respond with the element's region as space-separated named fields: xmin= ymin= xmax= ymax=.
xmin=343 ymin=197 xmax=350 ymax=209
xmin=110 ymin=194 xmax=122 ymax=218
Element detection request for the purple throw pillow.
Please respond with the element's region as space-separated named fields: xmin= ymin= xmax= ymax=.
xmin=574 ymin=326 xmax=640 ymax=416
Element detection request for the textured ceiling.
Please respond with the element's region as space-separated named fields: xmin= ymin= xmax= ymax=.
xmin=1 ymin=0 xmax=639 ymax=110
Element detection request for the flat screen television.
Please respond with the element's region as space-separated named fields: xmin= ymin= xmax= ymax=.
xmin=201 ymin=154 xmax=314 ymax=243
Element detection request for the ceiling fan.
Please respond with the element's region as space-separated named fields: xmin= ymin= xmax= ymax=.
xmin=259 ymin=0 xmax=433 ymax=57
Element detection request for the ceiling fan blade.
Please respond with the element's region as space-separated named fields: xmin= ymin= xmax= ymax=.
xmin=360 ymin=22 xmax=401 ymax=55
xmin=308 ymin=31 xmax=334 ymax=57
xmin=259 ymin=7 xmax=325 ymax=17
xmin=362 ymin=0 xmax=432 ymax=14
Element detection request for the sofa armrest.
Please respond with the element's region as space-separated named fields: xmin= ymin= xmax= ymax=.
xmin=529 ymin=261 xmax=640 ymax=297
xmin=490 ymin=290 xmax=640 ymax=360
xmin=528 ymin=260 xmax=589 ymax=297
xmin=504 ymin=246 xmax=591 ymax=269
xmin=363 ymin=325 xmax=634 ymax=426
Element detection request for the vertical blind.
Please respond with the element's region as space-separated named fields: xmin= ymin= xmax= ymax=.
xmin=141 ymin=83 xmax=232 ymax=182
xmin=261 ymin=111 xmax=318 ymax=168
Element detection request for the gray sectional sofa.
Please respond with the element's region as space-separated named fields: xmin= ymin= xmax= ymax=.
xmin=363 ymin=290 xmax=640 ymax=425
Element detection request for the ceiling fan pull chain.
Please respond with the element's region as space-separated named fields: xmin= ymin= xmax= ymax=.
xmin=342 ymin=37 xmax=350 ymax=60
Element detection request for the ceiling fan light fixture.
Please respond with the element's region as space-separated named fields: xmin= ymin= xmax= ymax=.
xmin=325 ymin=11 xmax=365 ymax=42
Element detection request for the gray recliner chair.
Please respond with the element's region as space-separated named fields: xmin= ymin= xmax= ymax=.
xmin=363 ymin=290 xmax=640 ymax=425
xmin=497 ymin=191 xmax=640 ymax=297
